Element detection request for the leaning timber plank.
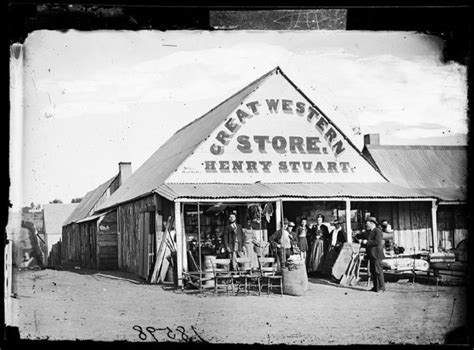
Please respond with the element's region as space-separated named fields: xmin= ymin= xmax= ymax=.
xmin=332 ymin=242 xmax=357 ymax=281
xmin=150 ymin=216 xmax=173 ymax=283
xmin=150 ymin=230 xmax=170 ymax=283
xmin=159 ymin=230 xmax=176 ymax=282
xmin=159 ymin=256 xmax=170 ymax=283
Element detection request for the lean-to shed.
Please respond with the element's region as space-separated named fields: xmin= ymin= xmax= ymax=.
xmin=61 ymin=162 xmax=132 ymax=269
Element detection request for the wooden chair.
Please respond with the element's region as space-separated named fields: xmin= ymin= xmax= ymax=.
xmin=212 ymin=258 xmax=233 ymax=296
xmin=182 ymin=271 xmax=215 ymax=294
xmin=233 ymin=257 xmax=253 ymax=295
xmin=258 ymin=257 xmax=283 ymax=296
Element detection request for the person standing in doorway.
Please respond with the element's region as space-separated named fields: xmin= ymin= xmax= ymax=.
xmin=307 ymin=214 xmax=330 ymax=275
xmin=223 ymin=212 xmax=245 ymax=271
xmin=360 ymin=217 xmax=386 ymax=293
xmin=295 ymin=217 xmax=310 ymax=261
xmin=330 ymin=220 xmax=347 ymax=248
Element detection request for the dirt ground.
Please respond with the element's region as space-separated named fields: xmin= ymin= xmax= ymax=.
xmin=9 ymin=268 xmax=468 ymax=345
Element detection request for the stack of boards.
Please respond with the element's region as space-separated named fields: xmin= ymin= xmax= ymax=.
xmin=149 ymin=216 xmax=176 ymax=284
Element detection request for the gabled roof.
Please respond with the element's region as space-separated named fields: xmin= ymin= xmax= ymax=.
xmin=96 ymin=67 xmax=278 ymax=211
xmin=43 ymin=203 xmax=78 ymax=234
xmin=97 ymin=66 xmax=387 ymax=210
xmin=363 ymin=144 xmax=467 ymax=201
xmin=63 ymin=175 xmax=117 ymax=225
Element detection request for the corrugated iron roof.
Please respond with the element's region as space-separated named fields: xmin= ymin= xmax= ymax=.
xmin=97 ymin=67 xmax=391 ymax=210
xmin=415 ymin=187 xmax=466 ymax=202
xmin=43 ymin=203 xmax=78 ymax=234
xmin=363 ymin=145 xmax=467 ymax=201
xmin=155 ymin=182 xmax=435 ymax=201
xmin=96 ymin=67 xmax=278 ymax=211
xmin=63 ymin=176 xmax=117 ymax=226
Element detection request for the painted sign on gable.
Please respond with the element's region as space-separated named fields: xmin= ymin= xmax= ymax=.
xmin=167 ymin=72 xmax=385 ymax=183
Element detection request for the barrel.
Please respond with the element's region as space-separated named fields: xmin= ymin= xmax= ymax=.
xmin=203 ymin=255 xmax=216 ymax=287
xmin=282 ymin=261 xmax=308 ymax=296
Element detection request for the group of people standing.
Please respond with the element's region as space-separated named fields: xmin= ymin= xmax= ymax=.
xmin=269 ymin=214 xmax=347 ymax=275
xmin=220 ymin=211 xmax=386 ymax=293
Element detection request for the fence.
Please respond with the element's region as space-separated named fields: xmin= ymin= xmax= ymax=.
xmin=48 ymin=241 xmax=62 ymax=267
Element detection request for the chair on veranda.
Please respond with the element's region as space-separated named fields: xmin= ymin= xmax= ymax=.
xmin=258 ymin=257 xmax=283 ymax=296
xmin=233 ymin=257 xmax=253 ymax=295
xmin=212 ymin=258 xmax=233 ymax=296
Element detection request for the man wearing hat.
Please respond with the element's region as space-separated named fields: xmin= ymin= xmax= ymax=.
xmin=269 ymin=218 xmax=295 ymax=267
xmin=330 ymin=220 xmax=347 ymax=247
xmin=360 ymin=217 xmax=385 ymax=292
xmin=223 ymin=211 xmax=245 ymax=270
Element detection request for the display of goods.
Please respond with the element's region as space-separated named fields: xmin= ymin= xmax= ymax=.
xmin=288 ymin=254 xmax=303 ymax=263
xmin=429 ymin=252 xmax=456 ymax=263
xmin=282 ymin=261 xmax=308 ymax=296
xmin=382 ymin=257 xmax=429 ymax=272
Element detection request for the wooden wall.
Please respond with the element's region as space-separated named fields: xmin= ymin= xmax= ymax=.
xmin=376 ymin=201 xmax=432 ymax=252
xmin=79 ymin=221 xmax=98 ymax=268
xmin=117 ymin=195 xmax=156 ymax=277
xmin=62 ymin=223 xmax=80 ymax=264
xmin=437 ymin=204 xmax=468 ymax=250
xmin=351 ymin=201 xmax=433 ymax=253
xmin=48 ymin=241 xmax=62 ymax=267
xmin=97 ymin=210 xmax=118 ymax=270
xmin=117 ymin=194 xmax=173 ymax=278
xmin=62 ymin=221 xmax=98 ymax=269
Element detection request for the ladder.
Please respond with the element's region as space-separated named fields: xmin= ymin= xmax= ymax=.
xmin=358 ymin=250 xmax=371 ymax=287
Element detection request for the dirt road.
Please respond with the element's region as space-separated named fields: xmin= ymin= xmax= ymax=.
xmin=10 ymin=268 xmax=467 ymax=345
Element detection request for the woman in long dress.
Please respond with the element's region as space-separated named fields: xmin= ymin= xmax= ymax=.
xmin=243 ymin=228 xmax=259 ymax=269
xmin=307 ymin=214 xmax=330 ymax=275
xmin=295 ymin=217 xmax=309 ymax=261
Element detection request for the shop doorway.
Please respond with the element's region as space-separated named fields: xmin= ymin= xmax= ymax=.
xmin=138 ymin=211 xmax=156 ymax=279
xmin=183 ymin=202 xmax=278 ymax=270
xmin=282 ymin=201 xmax=345 ymax=229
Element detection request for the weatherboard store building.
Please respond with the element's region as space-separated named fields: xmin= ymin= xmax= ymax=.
xmin=95 ymin=67 xmax=446 ymax=285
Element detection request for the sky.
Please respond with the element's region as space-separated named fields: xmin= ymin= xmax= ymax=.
xmin=9 ymin=30 xmax=468 ymax=209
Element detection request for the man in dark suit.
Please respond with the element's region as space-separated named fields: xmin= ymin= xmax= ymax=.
xmin=360 ymin=216 xmax=386 ymax=292
xmin=223 ymin=212 xmax=245 ymax=270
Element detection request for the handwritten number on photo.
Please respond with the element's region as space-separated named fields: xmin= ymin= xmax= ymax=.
xmin=191 ymin=325 xmax=208 ymax=343
xmin=145 ymin=327 xmax=160 ymax=342
xmin=133 ymin=325 xmax=206 ymax=342
xmin=132 ymin=325 xmax=147 ymax=340
xmin=176 ymin=326 xmax=189 ymax=341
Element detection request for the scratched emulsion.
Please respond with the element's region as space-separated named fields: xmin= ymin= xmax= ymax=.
xmin=210 ymin=10 xmax=347 ymax=30
xmin=15 ymin=269 xmax=467 ymax=344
